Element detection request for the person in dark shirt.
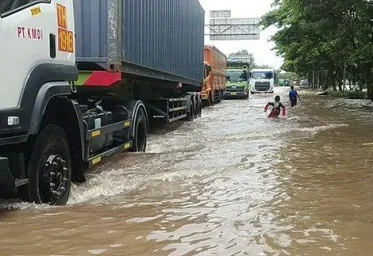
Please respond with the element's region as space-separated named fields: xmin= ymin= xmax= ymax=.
xmin=289 ymin=85 xmax=301 ymax=107
xmin=264 ymin=95 xmax=286 ymax=118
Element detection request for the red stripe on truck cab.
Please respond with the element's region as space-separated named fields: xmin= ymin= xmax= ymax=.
xmin=83 ymin=71 xmax=121 ymax=87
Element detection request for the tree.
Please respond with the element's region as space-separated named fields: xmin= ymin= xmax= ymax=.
xmin=262 ymin=0 xmax=373 ymax=99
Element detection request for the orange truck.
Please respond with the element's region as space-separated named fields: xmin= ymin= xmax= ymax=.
xmin=203 ymin=46 xmax=228 ymax=105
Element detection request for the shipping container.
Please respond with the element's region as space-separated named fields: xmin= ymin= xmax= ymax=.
xmin=74 ymin=0 xmax=205 ymax=87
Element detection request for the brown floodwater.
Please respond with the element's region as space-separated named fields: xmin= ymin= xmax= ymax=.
xmin=1 ymin=87 xmax=373 ymax=255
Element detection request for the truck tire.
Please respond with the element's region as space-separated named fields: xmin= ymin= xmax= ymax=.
xmin=186 ymin=103 xmax=194 ymax=121
xmin=197 ymin=95 xmax=202 ymax=117
xmin=131 ymin=108 xmax=147 ymax=152
xmin=28 ymin=125 xmax=72 ymax=205
xmin=194 ymin=95 xmax=199 ymax=118
xmin=208 ymin=93 xmax=213 ymax=106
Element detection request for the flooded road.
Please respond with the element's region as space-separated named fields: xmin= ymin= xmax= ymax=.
xmin=1 ymin=87 xmax=373 ymax=255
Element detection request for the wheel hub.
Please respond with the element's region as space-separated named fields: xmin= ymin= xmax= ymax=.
xmin=44 ymin=154 xmax=68 ymax=198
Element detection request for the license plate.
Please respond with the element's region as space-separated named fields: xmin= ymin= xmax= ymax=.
xmin=231 ymin=92 xmax=237 ymax=95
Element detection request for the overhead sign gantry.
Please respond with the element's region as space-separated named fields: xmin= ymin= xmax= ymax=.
xmin=205 ymin=10 xmax=261 ymax=41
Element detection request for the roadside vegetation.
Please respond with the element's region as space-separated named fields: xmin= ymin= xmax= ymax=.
xmin=261 ymin=0 xmax=373 ymax=100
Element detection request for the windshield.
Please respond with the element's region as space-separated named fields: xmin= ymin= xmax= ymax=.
xmin=226 ymin=71 xmax=247 ymax=82
xmin=0 ymin=0 xmax=13 ymax=14
xmin=252 ymin=71 xmax=274 ymax=79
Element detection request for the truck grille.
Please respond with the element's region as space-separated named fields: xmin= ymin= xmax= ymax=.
xmin=255 ymin=82 xmax=270 ymax=91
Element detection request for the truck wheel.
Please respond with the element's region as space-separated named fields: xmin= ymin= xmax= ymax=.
xmin=186 ymin=103 xmax=194 ymax=121
xmin=131 ymin=108 xmax=147 ymax=152
xmin=28 ymin=125 xmax=72 ymax=205
xmin=197 ymin=95 xmax=202 ymax=117
xmin=192 ymin=95 xmax=197 ymax=119
xmin=208 ymin=93 xmax=213 ymax=106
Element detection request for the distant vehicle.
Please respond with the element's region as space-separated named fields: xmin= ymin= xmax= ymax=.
xmin=300 ymin=79 xmax=310 ymax=88
xmin=225 ymin=67 xmax=249 ymax=99
xmin=202 ymin=46 xmax=227 ymax=105
xmin=279 ymin=79 xmax=291 ymax=87
xmin=224 ymin=52 xmax=251 ymax=99
xmin=250 ymin=69 xmax=275 ymax=94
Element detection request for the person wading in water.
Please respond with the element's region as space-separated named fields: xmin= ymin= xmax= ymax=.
xmin=289 ymin=85 xmax=301 ymax=107
xmin=264 ymin=95 xmax=286 ymax=118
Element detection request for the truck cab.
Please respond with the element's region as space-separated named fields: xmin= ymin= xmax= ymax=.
xmin=202 ymin=61 xmax=212 ymax=100
xmin=224 ymin=67 xmax=249 ymax=99
xmin=0 ymin=0 xmax=76 ymax=118
xmin=250 ymin=69 xmax=275 ymax=94
xmin=0 ymin=0 xmax=79 ymax=204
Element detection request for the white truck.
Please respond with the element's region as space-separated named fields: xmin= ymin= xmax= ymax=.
xmin=250 ymin=68 xmax=276 ymax=94
xmin=0 ymin=0 xmax=204 ymax=205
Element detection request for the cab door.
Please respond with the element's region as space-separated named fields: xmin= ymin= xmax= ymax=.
xmin=0 ymin=0 xmax=75 ymax=110
xmin=0 ymin=0 xmax=54 ymax=110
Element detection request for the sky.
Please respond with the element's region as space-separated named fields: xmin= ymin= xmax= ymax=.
xmin=198 ymin=0 xmax=283 ymax=69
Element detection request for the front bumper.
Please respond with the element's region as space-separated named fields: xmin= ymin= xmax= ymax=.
xmin=251 ymin=87 xmax=274 ymax=94
xmin=0 ymin=134 xmax=28 ymax=146
xmin=224 ymin=91 xmax=248 ymax=98
xmin=0 ymin=154 xmax=27 ymax=189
